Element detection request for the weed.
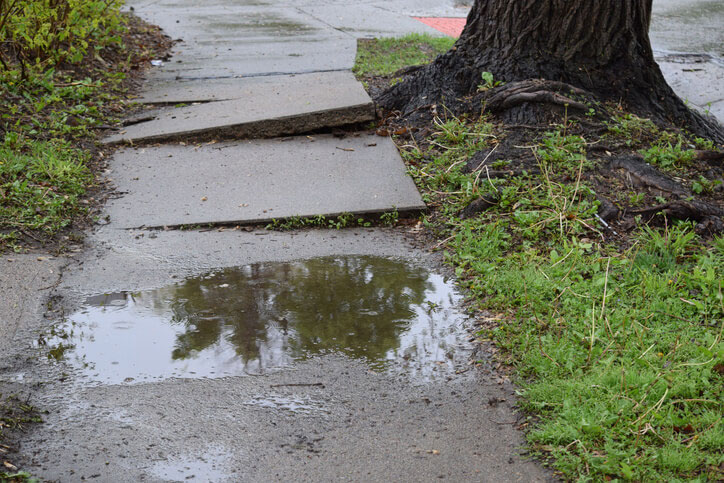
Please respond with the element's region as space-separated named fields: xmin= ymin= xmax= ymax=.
xmin=628 ymin=192 xmax=645 ymax=206
xmin=641 ymin=141 xmax=696 ymax=170
xmin=692 ymin=175 xmax=722 ymax=195
xmin=605 ymin=113 xmax=658 ymax=145
xmin=380 ymin=208 xmax=399 ymax=226
xmin=477 ymin=71 xmax=502 ymax=91
xmin=693 ymin=137 xmax=715 ymax=151
xmin=536 ymin=129 xmax=589 ymax=173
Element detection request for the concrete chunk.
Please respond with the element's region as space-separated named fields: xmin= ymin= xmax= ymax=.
xmin=105 ymin=135 xmax=426 ymax=229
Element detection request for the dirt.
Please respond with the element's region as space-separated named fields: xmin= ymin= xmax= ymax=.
xmin=371 ymin=81 xmax=724 ymax=244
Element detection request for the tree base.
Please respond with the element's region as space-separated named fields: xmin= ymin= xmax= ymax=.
xmin=377 ymin=57 xmax=724 ymax=144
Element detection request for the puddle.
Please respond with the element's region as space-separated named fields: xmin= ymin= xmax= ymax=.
xmin=49 ymin=256 xmax=468 ymax=384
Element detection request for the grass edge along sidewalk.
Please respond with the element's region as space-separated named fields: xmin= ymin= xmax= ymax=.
xmin=0 ymin=0 xmax=171 ymax=253
xmin=355 ymin=34 xmax=724 ymax=481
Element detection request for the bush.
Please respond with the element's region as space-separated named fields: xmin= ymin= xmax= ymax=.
xmin=0 ymin=0 xmax=124 ymax=75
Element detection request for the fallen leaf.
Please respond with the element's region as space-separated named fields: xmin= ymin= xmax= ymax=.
xmin=4 ymin=461 xmax=18 ymax=471
xmin=201 ymin=196 xmax=208 ymax=201
xmin=674 ymin=424 xmax=695 ymax=434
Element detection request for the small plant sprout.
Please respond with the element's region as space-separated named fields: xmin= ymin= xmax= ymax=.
xmin=477 ymin=71 xmax=502 ymax=91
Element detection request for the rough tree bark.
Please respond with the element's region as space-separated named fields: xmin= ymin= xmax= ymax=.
xmin=378 ymin=0 xmax=724 ymax=142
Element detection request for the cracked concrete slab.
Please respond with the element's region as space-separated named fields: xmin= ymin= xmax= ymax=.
xmin=104 ymin=135 xmax=425 ymax=229
xmin=105 ymin=71 xmax=374 ymax=144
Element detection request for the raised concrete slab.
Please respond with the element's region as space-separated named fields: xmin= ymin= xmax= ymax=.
xmin=104 ymin=134 xmax=425 ymax=229
xmin=105 ymin=71 xmax=374 ymax=144
xmin=135 ymin=70 xmax=350 ymax=105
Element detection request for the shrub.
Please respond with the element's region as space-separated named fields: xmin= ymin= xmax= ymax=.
xmin=0 ymin=0 xmax=125 ymax=75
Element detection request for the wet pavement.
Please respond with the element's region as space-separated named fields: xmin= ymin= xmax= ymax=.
xmin=6 ymin=229 xmax=550 ymax=481
xmin=1 ymin=0 xmax=721 ymax=481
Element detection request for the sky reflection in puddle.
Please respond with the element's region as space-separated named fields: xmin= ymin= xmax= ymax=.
xmin=51 ymin=256 xmax=468 ymax=384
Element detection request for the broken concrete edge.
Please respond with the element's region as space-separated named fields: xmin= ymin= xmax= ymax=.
xmin=101 ymin=104 xmax=376 ymax=146
xmin=130 ymin=98 xmax=226 ymax=107
xmin=123 ymin=205 xmax=428 ymax=231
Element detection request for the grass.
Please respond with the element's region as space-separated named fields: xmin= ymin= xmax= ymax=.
xmin=0 ymin=139 xmax=91 ymax=241
xmin=352 ymin=33 xmax=455 ymax=78
xmin=397 ymin=114 xmax=724 ymax=480
xmin=357 ymin=33 xmax=724 ymax=477
xmin=0 ymin=69 xmax=119 ymax=252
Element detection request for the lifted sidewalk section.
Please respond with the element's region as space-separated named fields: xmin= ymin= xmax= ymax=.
xmin=104 ymin=71 xmax=375 ymax=145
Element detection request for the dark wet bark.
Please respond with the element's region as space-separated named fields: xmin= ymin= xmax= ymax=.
xmin=378 ymin=0 xmax=724 ymax=142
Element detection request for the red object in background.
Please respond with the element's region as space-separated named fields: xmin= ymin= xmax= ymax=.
xmin=413 ymin=17 xmax=467 ymax=38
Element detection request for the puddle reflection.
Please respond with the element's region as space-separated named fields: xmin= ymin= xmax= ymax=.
xmin=51 ymin=256 xmax=467 ymax=384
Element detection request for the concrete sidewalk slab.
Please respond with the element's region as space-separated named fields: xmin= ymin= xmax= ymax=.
xmin=129 ymin=4 xmax=358 ymax=80
xmin=105 ymin=71 xmax=374 ymax=144
xmin=299 ymin=5 xmax=443 ymax=37
xmin=142 ymin=37 xmax=358 ymax=81
xmin=104 ymin=135 xmax=425 ymax=229
xmin=657 ymin=57 xmax=724 ymax=108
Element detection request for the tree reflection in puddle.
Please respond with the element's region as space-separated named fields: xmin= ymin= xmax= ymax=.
xmin=51 ymin=256 xmax=467 ymax=384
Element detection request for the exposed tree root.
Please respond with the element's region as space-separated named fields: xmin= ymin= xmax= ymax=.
xmin=596 ymin=195 xmax=621 ymax=222
xmin=460 ymin=194 xmax=499 ymax=219
xmin=608 ymin=156 xmax=689 ymax=196
xmin=482 ymin=80 xmax=590 ymax=114
xmin=630 ymin=200 xmax=724 ymax=234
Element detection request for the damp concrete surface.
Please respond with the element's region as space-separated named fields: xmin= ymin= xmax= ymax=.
xmin=2 ymin=228 xmax=552 ymax=482
xmin=2 ymin=0 xmax=721 ymax=481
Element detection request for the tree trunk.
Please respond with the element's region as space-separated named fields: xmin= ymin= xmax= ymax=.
xmin=378 ymin=0 xmax=723 ymax=142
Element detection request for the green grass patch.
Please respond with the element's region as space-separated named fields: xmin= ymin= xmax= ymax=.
xmin=352 ymin=33 xmax=455 ymax=78
xmin=0 ymin=138 xmax=91 ymax=236
xmin=400 ymin=115 xmax=724 ymax=481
